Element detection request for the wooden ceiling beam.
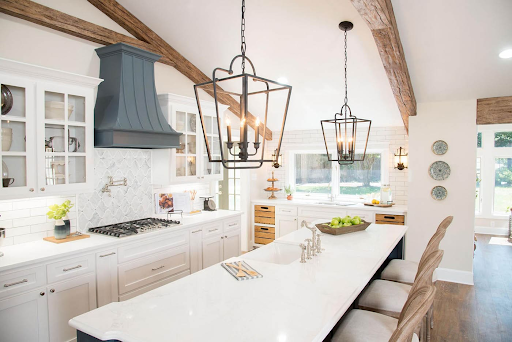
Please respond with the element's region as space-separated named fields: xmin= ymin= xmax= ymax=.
xmin=477 ymin=96 xmax=512 ymax=125
xmin=87 ymin=0 xmax=272 ymax=141
xmin=350 ymin=0 xmax=416 ymax=132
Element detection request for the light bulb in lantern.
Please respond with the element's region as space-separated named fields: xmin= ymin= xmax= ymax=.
xmin=225 ymin=117 xmax=232 ymax=143
xmin=255 ymin=117 xmax=260 ymax=144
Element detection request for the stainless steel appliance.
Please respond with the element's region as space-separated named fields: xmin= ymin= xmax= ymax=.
xmin=0 ymin=227 xmax=5 ymax=257
xmin=88 ymin=218 xmax=181 ymax=238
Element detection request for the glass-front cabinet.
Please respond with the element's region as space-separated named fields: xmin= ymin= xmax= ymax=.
xmin=0 ymin=58 xmax=101 ymax=199
xmin=152 ymin=94 xmax=227 ymax=185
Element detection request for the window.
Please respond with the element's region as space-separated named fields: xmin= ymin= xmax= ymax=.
xmin=475 ymin=158 xmax=481 ymax=213
xmin=294 ymin=153 xmax=332 ymax=194
xmin=477 ymin=132 xmax=482 ymax=148
xmin=493 ymin=158 xmax=512 ymax=213
xmin=339 ymin=153 xmax=381 ymax=197
xmin=494 ymin=132 xmax=512 ymax=147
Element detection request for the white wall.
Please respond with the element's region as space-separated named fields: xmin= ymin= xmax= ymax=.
xmin=408 ymin=100 xmax=476 ymax=285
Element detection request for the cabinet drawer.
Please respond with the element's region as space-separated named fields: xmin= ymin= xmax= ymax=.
xmin=255 ymin=216 xmax=275 ymax=225
xmin=347 ymin=210 xmax=374 ymax=223
xmin=118 ymin=230 xmax=188 ymax=264
xmin=202 ymin=222 xmax=223 ymax=238
xmin=298 ymin=207 xmax=346 ymax=220
xmin=254 ymin=205 xmax=275 ymax=213
xmin=255 ymin=231 xmax=275 ymax=240
xmin=118 ymin=245 xmax=189 ymax=294
xmin=255 ymin=225 xmax=275 ymax=234
xmin=375 ymin=214 xmax=405 ymax=225
xmin=224 ymin=217 xmax=241 ymax=232
xmin=255 ymin=237 xmax=273 ymax=245
xmin=0 ymin=266 xmax=46 ymax=299
xmin=277 ymin=206 xmax=298 ymax=216
xmin=47 ymin=254 xmax=95 ymax=284
xmin=255 ymin=209 xmax=275 ymax=218
xmin=119 ymin=270 xmax=190 ymax=302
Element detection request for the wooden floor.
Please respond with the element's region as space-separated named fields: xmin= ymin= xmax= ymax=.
xmin=430 ymin=234 xmax=512 ymax=342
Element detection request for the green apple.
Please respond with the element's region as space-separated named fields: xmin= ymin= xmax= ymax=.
xmin=351 ymin=218 xmax=361 ymax=225
xmin=353 ymin=216 xmax=361 ymax=221
xmin=343 ymin=222 xmax=352 ymax=227
xmin=341 ymin=216 xmax=351 ymax=224
xmin=331 ymin=217 xmax=340 ymax=226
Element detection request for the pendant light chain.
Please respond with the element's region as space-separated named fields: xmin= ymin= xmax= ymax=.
xmin=241 ymin=0 xmax=247 ymax=73
xmin=343 ymin=29 xmax=349 ymax=111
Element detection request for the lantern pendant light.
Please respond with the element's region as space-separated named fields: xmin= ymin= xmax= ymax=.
xmin=194 ymin=0 xmax=292 ymax=170
xmin=394 ymin=146 xmax=408 ymax=170
xmin=321 ymin=21 xmax=371 ymax=165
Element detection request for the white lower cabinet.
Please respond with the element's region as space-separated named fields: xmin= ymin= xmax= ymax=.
xmin=189 ymin=228 xmax=203 ymax=274
xmin=47 ymin=273 xmax=96 ymax=342
xmin=0 ymin=287 xmax=49 ymax=342
xmin=276 ymin=216 xmax=298 ymax=238
xmin=223 ymin=229 xmax=241 ymax=260
xmin=95 ymin=249 xmax=118 ymax=308
xmin=202 ymin=235 xmax=224 ymax=269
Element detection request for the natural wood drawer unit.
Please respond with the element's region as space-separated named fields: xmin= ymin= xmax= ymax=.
xmin=375 ymin=214 xmax=405 ymax=225
xmin=254 ymin=226 xmax=275 ymax=245
xmin=254 ymin=205 xmax=275 ymax=225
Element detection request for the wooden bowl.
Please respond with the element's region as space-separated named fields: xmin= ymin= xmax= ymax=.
xmin=315 ymin=220 xmax=371 ymax=235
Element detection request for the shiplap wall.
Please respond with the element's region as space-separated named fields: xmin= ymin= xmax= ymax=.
xmin=256 ymin=126 xmax=409 ymax=205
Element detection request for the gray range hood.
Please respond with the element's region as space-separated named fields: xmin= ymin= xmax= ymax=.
xmin=94 ymin=43 xmax=181 ymax=148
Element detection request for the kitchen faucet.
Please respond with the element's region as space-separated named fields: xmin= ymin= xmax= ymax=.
xmin=301 ymin=220 xmax=317 ymax=256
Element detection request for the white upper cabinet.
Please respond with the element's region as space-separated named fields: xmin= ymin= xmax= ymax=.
xmin=0 ymin=58 xmax=101 ymax=199
xmin=152 ymin=94 xmax=228 ymax=185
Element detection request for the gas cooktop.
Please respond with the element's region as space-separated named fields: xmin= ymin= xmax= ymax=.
xmin=88 ymin=218 xmax=181 ymax=238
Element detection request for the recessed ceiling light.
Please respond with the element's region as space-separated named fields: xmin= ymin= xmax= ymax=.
xmin=499 ymin=49 xmax=512 ymax=59
xmin=277 ymin=77 xmax=288 ymax=84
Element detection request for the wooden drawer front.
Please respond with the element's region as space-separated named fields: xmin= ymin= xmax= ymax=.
xmin=277 ymin=206 xmax=298 ymax=216
xmin=202 ymin=222 xmax=223 ymax=238
xmin=0 ymin=266 xmax=46 ymax=299
xmin=254 ymin=237 xmax=273 ymax=245
xmin=47 ymin=254 xmax=95 ymax=284
xmin=255 ymin=231 xmax=275 ymax=240
xmin=255 ymin=205 xmax=275 ymax=213
xmin=119 ymin=270 xmax=190 ymax=302
xmin=255 ymin=216 xmax=275 ymax=225
xmin=118 ymin=245 xmax=189 ymax=294
xmin=255 ymin=225 xmax=275 ymax=234
xmin=255 ymin=209 xmax=275 ymax=218
xmin=224 ymin=217 xmax=241 ymax=232
xmin=118 ymin=230 xmax=188 ymax=264
xmin=375 ymin=214 xmax=405 ymax=225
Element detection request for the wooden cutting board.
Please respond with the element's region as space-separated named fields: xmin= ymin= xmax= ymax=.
xmin=43 ymin=234 xmax=90 ymax=244
xmin=364 ymin=203 xmax=395 ymax=207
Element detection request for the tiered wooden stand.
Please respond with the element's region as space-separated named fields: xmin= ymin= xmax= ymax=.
xmin=264 ymin=171 xmax=281 ymax=199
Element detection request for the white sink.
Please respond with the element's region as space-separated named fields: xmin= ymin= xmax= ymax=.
xmin=315 ymin=201 xmax=355 ymax=207
xmin=242 ymin=242 xmax=301 ymax=265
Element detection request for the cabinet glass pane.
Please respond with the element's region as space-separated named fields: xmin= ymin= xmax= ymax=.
xmin=45 ymin=91 xmax=68 ymax=121
xmin=45 ymin=156 xmax=65 ymax=185
xmin=1 ymin=84 xmax=25 ymax=118
xmin=213 ymin=162 xmax=221 ymax=176
xmin=68 ymin=95 xmax=85 ymax=122
xmin=2 ymin=156 xmax=26 ymax=187
xmin=177 ymin=135 xmax=185 ymax=154
xmin=204 ymin=156 xmax=212 ymax=176
xmin=68 ymin=126 xmax=85 ymax=153
xmin=45 ymin=124 xmax=66 ymax=152
xmin=204 ymin=134 xmax=213 ymax=154
xmin=1 ymin=121 xmax=25 ymax=152
xmin=69 ymin=156 xmax=86 ymax=184
xmin=176 ymin=111 xmax=186 ymax=132
xmin=205 ymin=116 xmax=213 ymax=134
xmin=176 ymin=156 xmax=186 ymax=177
xmin=187 ymin=135 xmax=196 ymax=154
xmin=187 ymin=113 xmax=197 ymax=133
xmin=187 ymin=156 xmax=196 ymax=176
xmin=212 ymin=136 xmax=220 ymax=154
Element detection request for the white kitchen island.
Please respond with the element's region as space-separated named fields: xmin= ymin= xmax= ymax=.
xmin=70 ymin=224 xmax=407 ymax=342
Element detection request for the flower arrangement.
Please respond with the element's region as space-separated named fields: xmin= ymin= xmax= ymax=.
xmin=46 ymin=200 xmax=74 ymax=220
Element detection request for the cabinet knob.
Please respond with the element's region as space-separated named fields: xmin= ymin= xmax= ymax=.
xmin=29 ymin=188 xmax=35 ymax=192
xmin=40 ymin=187 xmax=46 ymax=191
xmin=221 ymin=236 xmax=224 ymax=239
xmin=50 ymin=289 xmax=55 ymax=293
xmin=225 ymin=235 xmax=228 ymax=238
xmin=40 ymin=292 xmax=45 ymax=296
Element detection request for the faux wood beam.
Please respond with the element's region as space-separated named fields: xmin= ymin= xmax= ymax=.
xmin=0 ymin=0 xmax=175 ymax=67
xmin=350 ymin=0 xmax=416 ymax=132
xmin=87 ymin=0 xmax=271 ymax=141
xmin=477 ymin=96 xmax=512 ymax=125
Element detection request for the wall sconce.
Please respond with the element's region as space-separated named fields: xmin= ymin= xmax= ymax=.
xmin=394 ymin=147 xmax=408 ymax=170
xmin=272 ymin=149 xmax=283 ymax=168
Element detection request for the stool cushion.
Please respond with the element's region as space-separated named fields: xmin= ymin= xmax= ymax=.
xmin=381 ymin=259 xmax=418 ymax=284
xmin=357 ymin=280 xmax=411 ymax=317
xmin=332 ymin=309 xmax=398 ymax=342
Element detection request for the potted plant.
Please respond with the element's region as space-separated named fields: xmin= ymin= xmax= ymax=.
xmin=46 ymin=200 xmax=74 ymax=240
xmin=285 ymin=185 xmax=295 ymax=200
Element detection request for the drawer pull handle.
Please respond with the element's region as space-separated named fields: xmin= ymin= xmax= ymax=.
xmin=228 ymin=223 xmax=237 ymax=227
xmin=63 ymin=265 xmax=82 ymax=272
xmin=383 ymin=216 xmax=396 ymax=219
xmin=4 ymin=279 xmax=28 ymax=287
xmin=282 ymin=210 xmax=292 ymax=212
xmin=260 ymin=227 xmax=269 ymax=231
xmin=209 ymin=228 xmax=219 ymax=232
xmin=192 ymin=229 xmax=201 ymax=233
xmin=99 ymin=252 xmax=116 ymax=258
xmin=152 ymin=266 xmax=165 ymax=271
xmin=261 ymin=206 xmax=269 ymax=209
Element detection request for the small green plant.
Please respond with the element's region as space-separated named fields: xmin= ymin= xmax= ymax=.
xmin=285 ymin=185 xmax=295 ymax=195
xmin=46 ymin=200 xmax=74 ymax=220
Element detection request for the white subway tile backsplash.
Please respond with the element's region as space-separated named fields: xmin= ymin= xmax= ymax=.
xmin=6 ymin=226 xmax=31 ymax=237
xmin=30 ymin=222 xmax=54 ymax=233
xmin=13 ymin=232 xmax=47 ymax=245
xmin=13 ymin=216 xmax=46 ymax=227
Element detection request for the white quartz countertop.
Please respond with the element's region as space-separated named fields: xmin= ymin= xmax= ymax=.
xmin=252 ymin=198 xmax=407 ymax=214
xmin=0 ymin=210 xmax=241 ymax=272
xmin=70 ymin=224 xmax=407 ymax=342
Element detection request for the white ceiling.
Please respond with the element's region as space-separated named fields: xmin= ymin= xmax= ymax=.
xmin=118 ymin=0 xmax=403 ymax=130
xmin=392 ymin=0 xmax=512 ymax=103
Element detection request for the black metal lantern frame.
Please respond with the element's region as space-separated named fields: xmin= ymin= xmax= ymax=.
xmin=272 ymin=148 xmax=283 ymax=168
xmin=193 ymin=0 xmax=292 ymax=170
xmin=321 ymin=21 xmax=372 ymax=166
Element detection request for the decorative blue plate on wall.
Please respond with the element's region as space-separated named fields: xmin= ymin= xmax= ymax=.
xmin=431 ymin=186 xmax=447 ymax=200
xmin=429 ymin=161 xmax=450 ymax=180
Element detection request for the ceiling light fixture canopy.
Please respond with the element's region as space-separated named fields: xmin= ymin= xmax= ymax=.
xmin=321 ymin=21 xmax=371 ymax=165
xmin=194 ymin=0 xmax=292 ymax=169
